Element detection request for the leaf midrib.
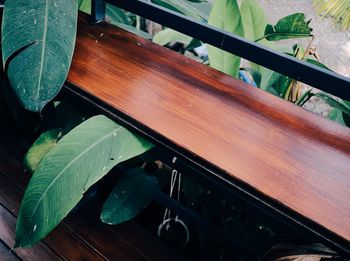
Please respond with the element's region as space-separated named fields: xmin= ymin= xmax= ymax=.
xmin=37 ymin=0 xmax=49 ymax=100
xmin=28 ymin=126 xmax=122 ymax=225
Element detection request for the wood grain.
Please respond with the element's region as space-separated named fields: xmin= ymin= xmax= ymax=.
xmin=67 ymin=14 xmax=350 ymax=243
xmin=0 ymin=170 xmax=106 ymax=261
xmin=0 ymin=204 xmax=60 ymax=261
xmin=0 ymin=239 xmax=19 ymax=261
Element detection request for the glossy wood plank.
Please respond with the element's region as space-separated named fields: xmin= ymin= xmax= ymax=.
xmin=67 ymin=14 xmax=350 ymax=243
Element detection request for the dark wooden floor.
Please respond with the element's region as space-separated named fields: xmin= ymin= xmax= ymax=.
xmin=0 ymin=119 xmax=181 ymax=260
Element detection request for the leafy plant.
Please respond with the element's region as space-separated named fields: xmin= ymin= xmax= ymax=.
xmin=153 ymin=28 xmax=193 ymax=47
xmin=207 ymin=0 xmax=244 ymax=78
xmin=314 ymin=0 xmax=350 ymax=30
xmin=203 ymin=0 xmax=349 ymax=127
xmin=256 ymin=13 xmax=313 ymax=42
xmin=1 ymin=0 xmax=160 ymax=248
xmin=23 ymin=129 xmax=62 ymax=174
xmin=2 ymin=0 xmax=349 ymax=251
xmin=16 ymin=115 xmax=153 ymax=247
xmin=151 ymin=0 xmax=209 ymax=22
xmin=101 ymin=167 xmax=158 ymax=225
xmin=2 ymin=0 xmax=78 ymax=112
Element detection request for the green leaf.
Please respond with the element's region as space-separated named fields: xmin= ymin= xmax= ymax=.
xmin=23 ymin=129 xmax=62 ymax=175
xmin=314 ymin=93 xmax=350 ymax=117
xmin=78 ymin=0 xmax=91 ymax=13
xmin=259 ymin=67 xmax=274 ymax=89
xmin=153 ymin=28 xmax=193 ymax=46
xmin=106 ymin=5 xmax=131 ymax=25
xmin=101 ymin=168 xmax=158 ymax=225
xmin=114 ymin=23 xmax=152 ymax=39
xmin=328 ymin=108 xmax=347 ymax=126
xmin=207 ymin=0 xmax=244 ymax=77
xmin=15 ymin=115 xmax=153 ymax=247
xmin=2 ymin=0 xmax=78 ymax=112
xmin=262 ymin=13 xmax=313 ymax=41
xmin=240 ymin=0 xmax=271 ymax=74
xmin=151 ymin=0 xmax=209 ymax=21
xmin=306 ymin=59 xmax=332 ymax=71
xmin=295 ymin=89 xmax=313 ymax=107
xmin=262 ymin=71 xmax=291 ymax=97
xmin=274 ymin=75 xmax=292 ymax=98
xmin=240 ymin=0 xmax=267 ymax=42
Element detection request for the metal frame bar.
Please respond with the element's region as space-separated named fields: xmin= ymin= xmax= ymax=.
xmin=93 ymin=0 xmax=349 ymax=100
xmin=91 ymin=0 xmax=106 ymax=24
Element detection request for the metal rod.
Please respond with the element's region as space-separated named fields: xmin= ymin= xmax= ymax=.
xmin=91 ymin=0 xmax=106 ymax=24
xmin=106 ymin=0 xmax=349 ymax=100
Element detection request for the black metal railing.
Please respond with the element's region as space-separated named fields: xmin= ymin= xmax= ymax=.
xmin=91 ymin=0 xmax=349 ymax=100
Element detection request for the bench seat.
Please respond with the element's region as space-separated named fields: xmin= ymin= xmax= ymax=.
xmin=66 ymin=13 xmax=350 ymax=252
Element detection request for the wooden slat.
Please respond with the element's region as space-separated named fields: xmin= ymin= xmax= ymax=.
xmin=0 ymin=240 xmax=20 ymax=261
xmin=107 ymin=220 xmax=182 ymax=261
xmin=0 ymin=171 xmax=107 ymax=261
xmin=0 ymin=203 xmax=60 ymax=261
xmin=67 ymin=14 xmax=350 ymax=245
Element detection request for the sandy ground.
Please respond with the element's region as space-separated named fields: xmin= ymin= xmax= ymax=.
xmin=258 ymin=0 xmax=350 ymax=77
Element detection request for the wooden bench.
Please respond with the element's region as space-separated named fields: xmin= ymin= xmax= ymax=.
xmin=64 ymin=13 xmax=350 ymax=255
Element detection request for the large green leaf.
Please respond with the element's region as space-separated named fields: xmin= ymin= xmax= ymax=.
xmin=261 ymin=13 xmax=313 ymax=41
xmin=106 ymin=5 xmax=131 ymax=25
xmin=240 ymin=0 xmax=272 ymax=75
xmin=23 ymin=129 xmax=62 ymax=175
xmin=314 ymin=93 xmax=350 ymax=117
xmin=153 ymin=28 xmax=193 ymax=46
xmin=2 ymin=0 xmax=78 ymax=112
xmin=15 ymin=115 xmax=153 ymax=247
xmin=207 ymin=0 xmax=244 ymax=77
xmin=306 ymin=58 xmax=332 ymax=71
xmin=151 ymin=0 xmax=209 ymax=21
xmin=101 ymin=168 xmax=158 ymax=225
xmin=78 ymin=0 xmax=91 ymax=13
xmin=240 ymin=0 xmax=267 ymax=43
xmin=328 ymin=108 xmax=347 ymax=126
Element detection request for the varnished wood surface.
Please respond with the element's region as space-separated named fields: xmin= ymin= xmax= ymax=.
xmin=0 ymin=124 xmax=182 ymax=260
xmin=67 ymin=14 xmax=350 ymax=244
